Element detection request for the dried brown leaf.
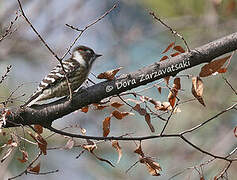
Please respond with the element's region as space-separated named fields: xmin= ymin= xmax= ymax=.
xmin=17 ymin=150 xmax=28 ymax=163
xmin=112 ymin=140 xmax=122 ymax=163
xmin=160 ymin=56 xmax=168 ymax=62
xmin=164 ymin=76 xmax=170 ymax=85
xmin=139 ymin=108 xmax=147 ymax=116
xmin=155 ymin=102 xmax=172 ymax=111
xmin=157 ymin=86 xmax=162 ymax=94
xmin=191 ymin=77 xmax=205 ymax=107
xmin=168 ymin=90 xmax=177 ymax=108
xmin=112 ymin=110 xmax=133 ymax=120
xmin=234 ymin=126 xmax=237 ymax=137
xmin=82 ymin=141 xmax=114 ymax=167
xmin=170 ymin=52 xmax=180 ymax=57
xmin=110 ymin=102 xmax=124 ymax=108
xmin=217 ymin=68 xmax=227 ymax=74
xmin=111 ymin=110 xmax=123 ymax=120
xmin=133 ymin=104 xmax=141 ymax=112
xmin=82 ymin=142 xmax=97 ymax=153
xmin=28 ymin=162 xmax=40 ymax=174
xmin=168 ymin=88 xmax=178 ymax=108
xmin=134 ymin=144 xmax=144 ymax=157
xmin=94 ymin=104 xmax=108 ymax=110
xmin=97 ymin=67 xmax=123 ymax=80
xmin=34 ymin=125 xmax=43 ymax=134
xmin=145 ymin=114 xmax=155 ymax=132
xmin=173 ymin=77 xmax=181 ymax=90
xmin=199 ymin=55 xmax=231 ymax=77
xmin=103 ymin=116 xmax=111 ymax=137
xmin=148 ymin=98 xmax=160 ymax=107
xmin=162 ymin=42 xmax=174 ymax=53
xmin=36 ymin=134 xmax=47 ymax=155
xmin=81 ymin=106 xmax=89 ymax=113
xmin=6 ymin=138 xmax=13 ymax=145
xmin=133 ymin=104 xmax=147 ymax=116
xmin=167 ymin=77 xmax=180 ymax=107
xmin=140 ymin=157 xmax=162 ymax=176
xmin=28 ymin=131 xmax=47 ymax=155
xmin=173 ymin=45 xmax=185 ymax=53
xmin=28 ymin=131 xmax=37 ymax=142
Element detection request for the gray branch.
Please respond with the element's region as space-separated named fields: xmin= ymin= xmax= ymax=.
xmin=4 ymin=32 xmax=237 ymax=128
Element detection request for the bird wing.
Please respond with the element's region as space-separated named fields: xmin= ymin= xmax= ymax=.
xmin=23 ymin=58 xmax=80 ymax=107
xmin=36 ymin=58 xmax=80 ymax=92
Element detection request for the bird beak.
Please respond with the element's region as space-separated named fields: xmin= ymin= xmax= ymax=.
xmin=95 ymin=54 xmax=102 ymax=58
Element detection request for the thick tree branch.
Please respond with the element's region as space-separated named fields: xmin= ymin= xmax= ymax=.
xmin=4 ymin=32 xmax=237 ymax=128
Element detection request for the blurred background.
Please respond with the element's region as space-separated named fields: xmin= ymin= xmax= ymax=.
xmin=0 ymin=0 xmax=237 ymax=179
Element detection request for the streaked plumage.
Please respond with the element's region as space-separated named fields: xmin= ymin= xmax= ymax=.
xmin=23 ymin=45 xmax=101 ymax=107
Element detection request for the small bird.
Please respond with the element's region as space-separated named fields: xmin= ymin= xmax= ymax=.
xmin=23 ymin=45 xmax=102 ymax=107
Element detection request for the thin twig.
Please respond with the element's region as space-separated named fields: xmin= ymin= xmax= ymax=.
xmin=145 ymin=104 xmax=167 ymax=122
xmin=17 ymin=0 xmax=59 ymax=60
xmin=0 ymin=12 xmax=19 ymax=42
xmin=117 ymin=94 xmax=134 ymax=108
xmin=3 ymin=84 xmax=25 ymax=107
xmin=136 ymin=79 xmax=164 ymax=94
xmin=223 ymin=77 xmax=237 ymax=95
xmin=62 ymin=4 xmax=118 ymax=60
xmin=181 ymin=103 xmax=237 ymax=135
xmin=225 ymin=147 xmax=237 ymax=158
xmin=199 ymin=158 xmax=216 ymax=171
xmin=168 ymin=167 xmax=194 ymax=180
xmin=65 ymin=24 xmax=82 ymax=32
xmin=16 ymin=135 xmax=38 ymax=145
xmin=27 ymin=169 xmax=59 ymax=175
xmin=215 ymin=162 xmax=232 ymax=180
xmin=76 ymin=150 xmax=86 ymax=159
xmin=178 ymin=98 xmax=196 ymax=105
xmin=149 ymin=11 xmax=190 ymax=52
xmin=0 ymin=65 xmax=12 ymax=84
xmin=8 ymin=151 xmax=42 ymax=180
xmin=118 ymin=91 xmax=167 ymax=122
xmin=44 ymin=127 xmax=69 ymax=139
xmin=180 ymin=135 xmax=233 ymax=162
xmin=16 ymin=0 xmax=73 ymax=100
xmin=125 ymin=160 xmax=139 ymax=174
xmin=160 ymin=98 xmax=180 ymax=135
xmin=45 ymin=126 xmax=236 ymax=162
xmin=169 ymin=158 xmax=216 ymax=179
xmin=45 ymin=125 xmax=174 ymax=141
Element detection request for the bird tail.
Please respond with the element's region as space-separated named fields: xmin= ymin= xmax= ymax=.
xmin=22 ymin=91 xmax=43 ymax=107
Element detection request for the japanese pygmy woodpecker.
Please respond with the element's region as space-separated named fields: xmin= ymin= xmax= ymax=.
xmin=24 ymin=45 xmax=102 ymax=107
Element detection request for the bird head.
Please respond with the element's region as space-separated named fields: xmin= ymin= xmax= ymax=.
xmin=72 ymin=45 xmax=102 ymax=68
